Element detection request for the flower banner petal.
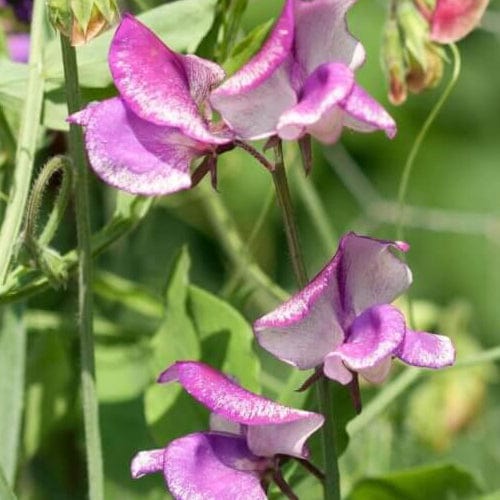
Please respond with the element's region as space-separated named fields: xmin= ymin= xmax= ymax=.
xmin=159 ymin=361 xmax=314 ymax=425
xmin=294 ymin=0 xmax=365 ymax=74
xmin=254 ymin=260 xmax=345 ymax=370
xmin=69 ymin=98 xmax=198 ymax=195
xmin=163 ymin=433 xmax=267 ymax=500
xmin=397 ymin=329 xmax=456 ymax=368
xmin=109 ymin=15 xmax=228 ymax=144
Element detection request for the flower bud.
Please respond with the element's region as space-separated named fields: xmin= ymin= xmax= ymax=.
xmin=46 ymin=0 xmax=119 ymax=46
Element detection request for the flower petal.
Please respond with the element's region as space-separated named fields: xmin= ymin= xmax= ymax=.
xmin=163 ymin=433 xmax=268 ymax=500
xmin=277 ymin=62 xmax=354 ymax=141
xmin=340 ymin=83 xmax=397 ymax=139
xmin=254 ymin=259 xmax=345 ymax=370
xmin=397 ymin=329 xmax=456 ymax=368
xmin=212 ymin=0 xmax=294 ymax=96
xmin=294 ymin=0 xmax=366 ymax=74
xmin=7 ymin=33 xmax=30 ymax=63
xmin=210 ymin=0 xmax=296 ymax=139
xmin=336 ymin=233 xmax=412 ymax=319
xmin=131 ymin=449 xmax=164 ymax=479
xmin=431 ymin=0 xmax=489 ymax=43
xmin=324 ymin=304 xmax=406 ymax=384
xmin=109 ymin=15 xmax=228 ymax=144
xmin=69 ymin=98 xmax=200 ymax=195
xmin=159 ymin=362 xmax=323 ymax=458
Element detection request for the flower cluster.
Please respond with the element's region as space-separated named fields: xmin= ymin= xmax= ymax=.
xmin=72 ymin=0 xmax=396 ymax=196
xmin=65 ymin=1 xmax=459 ymax=498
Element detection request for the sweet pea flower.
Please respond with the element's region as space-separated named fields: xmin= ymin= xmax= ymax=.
xmin=70 ymin=15 xmax=233 ymax=196
xmin=430 ymin=0 xmax=489 ymax=43
xmin=131 ymin=361 xmax=324 ymax=499
xmin=210 ymin=0 xmax=396 ymax=143
xmin=254 ymin=233 xmax=455 ymax=385
xmin=7 ymin=33 xmax=30 ymax=62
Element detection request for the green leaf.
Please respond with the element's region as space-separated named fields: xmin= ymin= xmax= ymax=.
xmin=223 ymin=19 xmax=273 ymax=76
xmin=0 ymin=463 xmax=16 ymax=500
xmin=0 ymin=61 xmax=28 ymax=114
xmin=188 ymin=284 xmax=261 ymax=393
xmin=43 ymin=0 xmax=218 ymax=89
xmin=0 ymin=305 xmax=26 ymax=485
xmin=23 ymin=330 xmax=72 ymax=459
xmin=347 ymin=463 xmax=483 ymax=500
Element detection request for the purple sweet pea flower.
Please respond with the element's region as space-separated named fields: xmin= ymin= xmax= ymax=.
xmin=254 ymin=233 xmax=455 ymax=385
xmin=70 ymin=15 xmax=233 ymax=196
xmin=210 ymin=0 xmax=396 ymax=143
xmin=131 ymin=361 xmax=324 ymax=499
xmin=4 ymin=0 xmax=32 ymax=23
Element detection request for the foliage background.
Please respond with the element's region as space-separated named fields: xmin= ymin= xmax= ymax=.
xmin=1 ymin=0 xmax=500 ymax=498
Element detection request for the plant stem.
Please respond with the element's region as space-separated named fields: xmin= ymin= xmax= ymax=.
xmin=0 ymin=0 xmax=45 ymax=485
xmin=270 ymin=140 xmax=340 ymax=500
xmin=271 ymin=141 xmax=308 ymax=287
xmin=396 ymin=43 xmax=461 ymax=241
xmin=60 ymin=35 xmax=103 ymax=500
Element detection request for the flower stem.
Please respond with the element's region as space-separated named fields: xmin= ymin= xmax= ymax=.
xmin=270 ymin=141 xmax=340 ymax=500
xmin=396 ymin=43 xmax=461 ymax=241
xmin=60 ymin=35 xmax=104 ymax=500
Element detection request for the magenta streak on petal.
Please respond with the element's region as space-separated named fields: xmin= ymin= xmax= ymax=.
xmin=131 ymin=449 xmax=164 ymax=479
xmin=164 ymin=433 xmax=268 ymax=500
xmin=159 ymin=361 xmax=315 ymax=425
xmin=340 ymin=83 xmax=397 ymax=138
xmin=277 ymin=62 xmax=354 ymax=140
xmin=212 ymin=0 xmax=294 ymax=96
xmin=397 ymin=329 xmax=456 ymax=368
xmin=69 ymin=98 xmax=199 ymax=196
xmin=109 ymin=15 xmax=228 ymax=145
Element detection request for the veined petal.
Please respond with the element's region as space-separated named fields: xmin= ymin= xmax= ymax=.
xmin=131 ymin=449 xmax=164 ymax=478
xmin=324 ymin=305 xmax=405 ymax=384
xmin=109 ymin=15 xmax=228 ymax=144
xmin=336 ymin=233 xmax=412 ymax=319
xmin=69 ymin=98 xmax=201 ymax=195
xmin=163 ymin=433 xmax=268 ymax=500
xmin=340 ymin=83 xmax=397 ymax=139
xmin=159 ymin=362 xmax=323 ymax=458
xmin=277 ymin=62 xmax=354 ymax=141
xmin=294 ymin=0 xmax=366 ymax=74
xmin=212 ymin=0 xmax=294 ymax=96
xmin=254 ymin=259 xmax=345 ymax=370
xmin=431 ymin=0 xmax=489 ymax=43
xmin=397 ymin=329 xmax=456 ymax=368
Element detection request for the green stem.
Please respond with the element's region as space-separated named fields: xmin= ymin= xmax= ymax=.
xmin=271 ymin=141 xmax=308 ymax=287
xmin=396 ymin=43 xmax=461 ymax=241
xmin=60 ymin=35 xmax=103 ymax=500
xmin=0 ymin=0 xmax=45 ymax=486
xmin=270 ymin=141 xmax=340 ymax=500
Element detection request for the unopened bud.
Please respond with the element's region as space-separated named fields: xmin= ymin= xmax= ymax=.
xmin=382 ymin=17 xmax=408 ymax=105
xmin=406 ymin=43 xmax=444 ymax=94
xmin=46 ymin=0 xmax=119 ymax=46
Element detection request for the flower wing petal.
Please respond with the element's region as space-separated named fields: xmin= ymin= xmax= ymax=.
xmin=294 ymin=0 xmax=365 ymax=73
xmin=109 ymin=15 xmax=228 ymax=144
xmin=340 ymin=83 xmax=397 ymax=139
xmin=131 ymin=449 xmax=164 ymax=479
xmin=254 ymin=257 xmax=345 ymax=370
xmin=163 ymin=433 xmax=267 ymax=500
xmin=397 ymin=329 xmax=456 ymax=368
xmin=324 ymin=304 xmax=405 ymax=384
xmin=69 ymin=98 xmax=198 ymax=195
xmin=431 ymin=0 xmax=489 ymax=43
xmin=277 ymin=62 xmax=354 ymax=141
